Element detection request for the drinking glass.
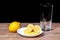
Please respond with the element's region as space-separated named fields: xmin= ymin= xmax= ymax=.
xmin=40 ymin=3 xmax=53 ymax=31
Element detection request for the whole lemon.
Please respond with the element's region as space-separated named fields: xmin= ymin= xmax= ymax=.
xmin=9 ymin=21 xmax=20 ymax=32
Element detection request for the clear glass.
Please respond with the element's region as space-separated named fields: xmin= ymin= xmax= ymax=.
xmin=40 ymin=3 xmax=53 ymax=31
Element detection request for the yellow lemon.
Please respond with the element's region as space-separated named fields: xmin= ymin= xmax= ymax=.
xmin=33 ymin=25 xmax=42 ymax=33
xmin=24 ymin=24 xmax=34 ymax=34
xmin=24 ymin=24 xmax=42 ymax=35
xmin=9 ymin=21 xmax=20 ymax=32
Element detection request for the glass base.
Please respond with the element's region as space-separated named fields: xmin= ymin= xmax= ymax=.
xmin=40 ymin=20 xmax=52 ymax=31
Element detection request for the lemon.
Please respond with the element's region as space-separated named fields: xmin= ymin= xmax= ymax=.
xmin=9 ymin=21 xmax=20 ymax=32
xmin=24 ymin=24 xmax=34 ymax=34
xmin=24 ymin=24 xmax=42 ymax=35
xmin=34 ymin=25 xmax=42 ymax=33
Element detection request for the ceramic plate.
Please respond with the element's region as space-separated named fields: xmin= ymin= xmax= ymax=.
xmin=17 ymin=27 xmax=43 ymax=37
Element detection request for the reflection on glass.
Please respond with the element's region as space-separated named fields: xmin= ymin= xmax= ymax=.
xmin=40 ymin=3 xmax=53 ymax=31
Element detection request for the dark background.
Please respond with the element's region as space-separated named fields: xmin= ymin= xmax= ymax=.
xmin=0 ymin=0 xmax=59 ymax=23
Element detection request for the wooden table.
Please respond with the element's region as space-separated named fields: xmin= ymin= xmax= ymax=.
xmin=0 ymin=23 xmax=60 ymax=40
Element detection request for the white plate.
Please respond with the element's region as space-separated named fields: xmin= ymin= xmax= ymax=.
xmin=17 ymin=27 xmax=43 ymax=37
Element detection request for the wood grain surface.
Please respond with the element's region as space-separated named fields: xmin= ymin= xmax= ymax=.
xmin=0 ymin=23 xmax=60 ymax=40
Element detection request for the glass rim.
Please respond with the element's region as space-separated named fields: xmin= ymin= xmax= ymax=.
xmin=40 ymin=3 xmax=52 ymax=7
